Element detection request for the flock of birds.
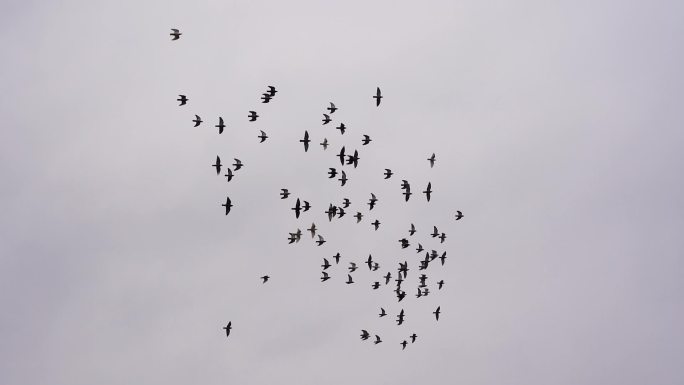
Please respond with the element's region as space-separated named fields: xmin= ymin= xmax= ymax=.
xmin=172 ymin=28 xmax=465 ymax=350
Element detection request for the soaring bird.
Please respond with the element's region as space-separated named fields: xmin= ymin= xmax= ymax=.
xmin=222 ymin=322 xmax=232 ymax=337
xmin=321 ymin=271 xmax=330 ymax=282
xmin=248 ymin=111 xmax=259 ymax=121
xmin=308 ymin=223 xmax=317 ymax=238
xmin=316 ymin=235 xmax=326 ymax=246
xmin=258 ymin=130 xmax=268 ymax=143
xmin=300 ymin=131 xmax=310 ymax=152
xmin=455 ymin=210 xmax=464 ymax=220
xmin=423 ymin=182 xmax=432 ymax=202
xmin=428 ymin=153 xmax=436 ymax=168
xmin=177 ymin=94 xmax=188 ymax=106
xmin=170 ymin=28 xmax=181 ymax=40
xmin=322 ymin=114 xmax=331 ymax=125
xmin=433 ymin=306 xmax=441 ymax=321
xmin=193 ymin=114 xmax=202 ymax=127
xmin=232 ymin=158 xmax=243 ymax=171
xmin=373 ymin=87 xmax=382 ymax=106
xmin=212 ymin=156 xmax=222 ymax=175
xmin=336 ymin=123 xmax=346 ymax=135
xmin=261 ymin=275 xmax=270 ymax=283
xmin=384 ymin=169 xmax=393 ymax=179
xmin=224 ymin=168 xmax=233 ymax=182
xmin=215 ymin=117 xmax=225 ymax=134
xmin=280 ymin=189 xmax=290 ymax=199
xmin=327 ymin=102 xmax=337 ymax=114
xmin=221 ymin=197 xmax=233 ymax=215
xmin=360 ymin=330 xmax=370 ymax=341
xmin=362 ymin=135 xmax=371 ymax=145
xmin=320 ymin=138 xmax=329 ymax=150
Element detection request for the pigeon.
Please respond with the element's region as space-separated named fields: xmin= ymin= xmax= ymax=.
xmin=372 ymin=220 xmax=380 ymax=231
xmin=308 ymin=223 xmax=317 ymax=238
xmin=327 ymin=102 xmax=337 ymax=114
xmin=437 ymin=280 xmax=445 ymax=290
xmin=248 ymin=111 xmax=258 ymax=121
xmin=316 ymin=235 xmax=326 ymax=246
xmin=212 ymin=156 xmax=222 ymax=175
xmin=232 ymin=158 xmax=243 ymax=171
xmin=384 ymin=169 xmax=393 ymax=179
xmin=433 ymin=306 xmax=441 ymax=321
xmin=321 ymin=258 xmax=331 ymax=270
xmin=170 ymin=28 xmax=181 ymax=40
xmin=224 ymin=168 xmax=234 ymax=182
xmin=336 ymin=123 xmax=346 ymax=135
xmin=261 ymin=275 xmax=270 ymax=283
xmin=333 ymin=253 xmax=341 ymax=264
xmin=222 ymin=197 xmax=233 ymax=215
xmin=362 ymin=135 xmax=371 ymax=145
xmin=354 ymin=212 xmax=363 ymax=223
xmin=423 ymin=182 xmax=432 ymax=202
xmin=258 ymin=130 xmax=268 ymax=143
xmin=215 ymin=117 xmax=225 ymax=134
xmin=409 ymin=223 xmax=416 ymax=236
xmin=193 ymin=114 xmax=202 ymax=127
xmin=322 ymin=114 xmax=331 ymax=125
xmin=401 ymin=340 xmax=408 ymax=350
xmin=346 ymin=274 xmax=354 ymax=284
xmin=222 ymin=322 xmax=232 ymax=337
xmin=455 ymin=210 xmax=464 ymax=220
xmin=373 ymin=87 xmax=382 ymax=106
xmin=361 ymin=330 xmax=370 ymax=340
xmin=338 ymin=170 xmax=347 ymax=186
xmin=321 ymin=271 xmax=330 ymax=282
xmin=428 ymin=153 xmax=436 ymax=168
xmin=368 ymin=193 xmax=378 ymax=210
xmin=320 ymin=138 xmax=329 ymax=150
xmin=374 ymin=335 xmax=382 ymax=344
xmin=300 ymin=131 xmax=310 ymax=152
xmin=177 ymin=94 xmax=188 ymax=106
xmin=266 ymin=86 xmax=277 ymax=96
xmin=280 ymin=189 xmax=290 ymax=199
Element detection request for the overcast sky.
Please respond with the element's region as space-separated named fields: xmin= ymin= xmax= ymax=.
xmin=2 ymin=0 xmax=684 ymax=384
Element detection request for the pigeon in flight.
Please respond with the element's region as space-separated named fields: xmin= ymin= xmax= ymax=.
xmin=258 ymin=130 xmax=268 ymax=143
xmin=366 ymin=255 xmax=374 ymax=270
xmin=316 ymin=235 xmax=326 ymax=246
xmin=292 ymin=198 xmax=303 ymax=218
xmin=410 ymin=333 xmax=417 ymax=343
xmin=384 ymin=169 xmax=393 ymax=179
xmin=321 ymin=271 xmax=331 ymax=282
xmin=327 ymin=102 xmax=337 ymax=114
xmin=396 ymin=309 xmax=405 ymax=325
xmin=261 ymin=275 xmax=270 ymax=283
xmin=337 ymin=207 xmax=346 ymax=218
xmin=416 ymin=243 xmax=424 ymax=253
xmin=336 ymin=123 xmax=346 ymax=135
xmin=373 ymin=87 xmax=382 ymax=106
xmin=280 ymin=189 xmax=290 ymax=199
xmin=439 ymin=233 xmax=446 ymax=243
xmin=362 ymin=135 xmax=371 ymax=145
xmin=232 ymin=158 xmax=243 ymax=171
xmin=212 ymin=156 xmax=222 ymax=175
xmin=221 ymin=197 xmax=233 ymax=215
xmin=224 ymin=168 xmax=234 ymax=182
xmin=222 ymin=322 xmax=232 ymax=337
xmin=341 ymin=198 xmax=351 ymax=208
xmin=248 ymin=111 xmax=259 ymax=121
xmin=266 ymin=86 xmax=277 ymax=96
xmin=308 ymin=223 xmax=317 ymax=238
xmin=348 ymin=262 xmax=358 ymax=273
xmin=193 ymin=115 xmax=203 ymax=127
xmin=322 ymin=114 xmax=331 ymax=125
xmin=354 ymin=212 xmax=363 ymax=223
xmin=433 ymin=306 xmax=441 ymax=321
xmin=374 ymin=335 xmax=382 ymax=344
xmin=437 ymin=280 xmax=445 ymax=290
xmin=372 ymin=282 xmax=380 ymax=290
xmin=300 ymin=131 xmax=310 ymax=152
xmin=431 ymin=226 xmax=439 ymax=238
xmin=215 ymin=117 xmax=225 ymax=134
xmin=170 ymin=28 xmax=181 ymax=40
xmin=428 ymin=153 xmax=436 ymax=168
xmin=337 ymin=146 xmax=346 ymax=165
xmin=384 ymin=272 xmax=392 ymax=284
xmin=321 ymin=258 xmax=331 ymax=270
xmin=346 ymin=150 xmax=360 ymax=168
xmin=177 ymin=94 xmax=188 ymax=106
xmin=325 ymin=204 xmax=337 ymax=222
xmin=320 ymin=138 xmax=329 ymax=150
xmin=346 ymin=274 xmax=354 ymax=284
xmin=455 ymin=210 xmax=464 ymax=220
xmin=328 ymin=168 xmax=338 ymax=178
xmin=423 ymin=182 xmax=432 ymax=202
xmin=360 ymin=330 xmax=370 ymax=341
xmin=333 ymin=253 xmax=341 ymax=264
xmin=261 ymin=93 xmax=272 ymax=103
xmin=409 ymin=223 xmax=416 ymax=236
xmin=372 ymin=219 xmax=380 ymax=231
xmin=368 ymin=193 xmax=378 ymax=210
xmin=287 ymin=233 xmax=297 ymax=244
xmin=338 ymin=170 xmax=347 ymax=186
xmin=401 ymin=340 xmax=408 ymax=350
xmin=399 ymin=238 xmax=410 ymax=249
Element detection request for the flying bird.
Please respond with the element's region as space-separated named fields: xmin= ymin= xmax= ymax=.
xmin=384 ymin=272 xmax=392 ymax=284
xmin=248 ymin=111 xmax=258 ymax=121
xmin=423 ymin=182 xmax=432 ymax=202
xmin=348 ymin=262 xmax=358 ymax=273
xmin=300 ymin=131 xmax=310 ymax=152
xmin=346 ymin=150 xmax=360 ymax=168
xmin=232 ymin=158 xmax=243 ymax=171
xmin=410 ymin=333 xmax=417 ymax=343
xmin=258 ymin=130 xmax=268 ymax=143
xmin=177 ymin=94 xmax=188 ymax=106
xmin=372 ymin=219 xmax=380 ymax=231
xmin=431 ymin=226 xmax=439 ymax=238
xmin=222 ymin=322 xmax=231 ymax=337
xmin=416 ymin=243 xmax=424 ymax=253
xmin=215 ymin=117 xmax=225 ymax=134
xmin=396 ymin=309 xmax=405 ymax=325
xmin=374 ymin=335 xmax=382 ymax=344
xmin=337 ymin=207 xmax=346 ymax=218
xmin=261 ymin=93 xmax=272 ymax=103
xmin=321 ymin=271 xmax=330 ymax=282
xmin=338 ymin=170 xmax=347 ymax=186
xmin=170 ymin=28 xmax=181 ymax=40
xmin=366 ymin=255 xmax=374 ymax=270
xmin=308 ymin=223 xmax=317 ymax=238
xmin=266 ymin=86 xmax=277 ymax=96
xmin=360 ymin=330 xmax=370 ymax=340
xmin=320 ymin=138 xmax=329 ymax=150
xmin=373 ymin=87 xmax=382 ymax=106
xmin=221 ymin=197 xmax=233 ymax=215
xmin=193 ymin=114 xmax=202 ymax=127
xmin=292 ymin=198 xmax=303 ymax=218
xmin=261 ymin=275 xmax=270 ymax=283
xmin=362 ymin=135 xmax=371 ymax=145
xmin=368 ymin=193 xmax=378 ymax=210
xmin=433 ymin=306 xmax=441 ymax=321
xmin=316 ymin=235 xmax=326 ymax=246
xmin=401 ymin=340 xmax=408 ymax=350
xmin=346 ymin=274 xmax=354 ymax=284
xmin=409 ymin=223 xmax=416 ymax=236
xmin=337 ymin=146 xmax=346 ymax=165
xmin=455 ymin=210 xmax=464 ymax=220
xmin=321 ymin=258 xmax=331 ymax=270
xmin=322 ymin=114 xmax=331 ymax=125
xmin=224 ymin=168 xmax=233 ymax=182
xmin=333 ymin=253 xmax=341 ymax=264
xmin=327 ymin=102 xmax=337 ymax=114
xmin=280 ymin=189 xmax=290 ymax=199
xmin=384 ymin=169 xmax=393 ymax=179
xmin=354 ymin=212 xmax=363 ymax=223
xmin=341 ymin=198 xmax=351 ymax=208
xmin=336 ymin=123 xmax=346 ymax=135
xmin=439 ymin=233 xmax=446 ymax=243
xmin=328 ymin=168 xmax=338 ymax=178
xmin=212 ymin=156 xmax=222 ymax=175
xmin=428 ymin=153 xmax=436 ymax=168
xmin=372 ymin=282 xmax=380 ymax=289
xmin=437 ymin=280 xmax=445 ymax=290
xmin=325 ymin=204 xmax=337 ymax=222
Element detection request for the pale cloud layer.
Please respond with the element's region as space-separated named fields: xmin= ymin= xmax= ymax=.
xmin=2 ymin=1 xmax=684 ymax=384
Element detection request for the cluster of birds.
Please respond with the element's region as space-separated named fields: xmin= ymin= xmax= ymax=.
xmin=171 ymin=28 xmax=465 ymax=350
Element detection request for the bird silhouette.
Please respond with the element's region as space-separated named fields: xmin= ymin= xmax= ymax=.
xmin=372 ymin=219 xmax=380 ymax=231
xmin=327 ymin=102 xmax=337 ymax=114
xmin=222 ymin=197 xmax=233 ymax=215
xmin=373 ymin=87 xmax=382 ymax=106
xmin=222 ymin=321 xmax=231 ymax=337
xmin=374 ymin=335 xmax=382 ymax=344
xmin=433 ymin=306 xmax=441 ymax=321
xmin=336 ymin=123 xmax=346 ymax=135
xmin=280 ymin=189 xmax=290 ymax=199
xmin=401 ymin=340 xmax=408 ymax=350
xmin=337 ymin=146 xmax=346 ymax=165
xmin=362 ymin=135 xmax=371 ymax=145
xmin=212 ymin=156 xmax=222 ymax=175
xmin=346 ymin=274 xmax=354 ymax=284
xmin=360 ymin=330 xmax=370 ymax=340
xmin=258 ymin=130 xmax=268 ymax=143
xmin=316 ymin=235 xmax=326 ymax=246
xmin=354 ymin=212 xmax=363 ymax=223
xmin=320 ymin=138 xmax=329 ymax=150
xmin=455 ymin=210 xmax=464 ymax=220
xmin=248 ymin=111 xmax=259 ymax=121
xmin=215 ymin=117 xmax=225 ymax=134
xmin=423 ymin=182 xmax=432 ymax=202
xmin=368 ymin=193 xmax=378 ymax=210
xmin=333 ymin=253 xmax=341 ymax=264
xmin=177 ymin=94 xmax=188 ymax=106
xmin=308 ymin=223 xmax=317 ymax=238
xmin=439 ymin=233 xmax=446 ymax=243
xmin=267 ymin=86 xmax=277 ymax=96
xmin=170 ymin=28 xmax=181 ymax=40
xmin=341 ymin=198 xmax=351 ymax=208
xmin=437 ymin=280 xmax=445 ymax=290
xmin=428 ymin=153 xmax=436 ymax=168
xmin=224 ymin=168 xmax=233 ymax=182
xmin=321 ymin=258 xmax=331 ymax=270
xmin=384 ymin=169 xmax=393 ymax=179
xmin=321 ymin=271 xmax=331 ymax=282
xmin=348 ymin=262 xmax=358 ymax=273
xmin=322 ymin=114 xmax=331 ymax=125
xmin=261 ymin=93 xmax=272 ymax=103
xmin=300 ymin=131 xmax=310 ymax=152
xmin=338 ymin=170 xmax=347 ymax=186
xmin=409 ymin=223 xmax=416 ymax=236
xmin=410 ymin=333 xmax=417 ymax=343
xmin=261 ymin=275 xmax=270 ymax=283
xmin=232 ymin=158 xmax=243 ymax=171
xmin=379 ymin=308 xmax=387 ymax=317
xmin=193 ymin=115 xmax=202 ymax=127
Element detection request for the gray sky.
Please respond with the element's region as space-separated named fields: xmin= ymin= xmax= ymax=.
xmin=2 ymin=0 xmax=684 ymax=384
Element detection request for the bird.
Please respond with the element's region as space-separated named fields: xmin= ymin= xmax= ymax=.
xmin=410 ymin=333 xmax=417 ymax=343
xmin=248 ymin=111 xmax=258 ymax=122
xmin=346 ymin=274 xmax=354 ymax=284
xmin=224 ymin=168 xmax=234 ymax=182
xmin=440 ymin=252 xmax=447 ymax=266
xmin=302 ymin=201 xmax=311 ymax=212
xmin=333 ymin=253 xmax=341 ymax=264
xmin=384 ymin=272 xmax=392 ymax=284
xmin=170 ymin=28 xmax=181 ymax=40
xmin=215 ymin=117 xmax=225 ymax=134
xmin=455 ymin=210 xmax=464 ymax=220
xmin=437 ymin=280 xmax=444 ymax=290
xmin=399 ymin=238 xmax=410 ymax=249
xmin=308 ymin=223 xmax=317 ymax=238
xmin=325 ymin=204 xmax=337 ymax=222
xmin=416 ymin=243 xmax=424 ymax=253
xmin=428 ymin=153 xmax=436 ymax=168
xmin=372 ymin=262 xmax=379 ymax=271
xmin=346 ymin=150 xmax=360 ymax=168
xmin=409 ymin=223 xmax=416 ymax=236
xmin=396 ymin=309 xmax=405 ymax=325
xmin=341 ymin=198 xmax=351 ymax=208
xmin=431 ymin=226 xmax=439 ymax=238
xmin=177 ymin=94 xmax=188 ymax=106
xmin=368 ymin=193 xmax=378 ymax=210
xmin=260 ymin=93 xmax=272 ymax=103
xmin=401 ymin=340 xmax=408 ymax=350
xmin=294 ymin=229 xmax=302 ymax=242
xmin=327 ymin=168 xmax=337 ymax=179
xmin=354 ymin=212 xmax=363 ymax=223
xmin=337 ymin=207 xmax=346 ymax=218
xmin=433 ymin=306 xmax=441 ymax=321
xmin=222 ymin=322 xmax=232 ymax=337
xmin=374 ymin=335 xmax=382 ymax=344
xmin=321 ymin=271 xmax=330 ymax=282
xmin=362 ymin=135 xmax=371 ymax=145
xmin=292 ymin=198 xmax=303 ymax=218
xmin=360 ymin=330 xmax=370 ymax=340
xmin=316 ymin=235 xmax=326 ymax=246
xmin=372 ymin=282 xmax=380 ymax=289
xmin=261 ymin=275 xmax=270 ymax=283
xmin=348 ymin=262 xmax=358 ymax=273
xmin=373 ymin=87 xmax=382 ymax=106
xmin=193 ymin=114 xmax=202 ymax=127
xmin=403 ymin=189 xmax=412 ymax=202
xmin=366 ymin=255 xmax=374 ymax=270
xmin=396 ymin=291 xmax=407 ymax=302
xmin=337 ymin=146 xmax=346 ymax=165
xmin=321 ymin=258 xmax=331 ymax=270
xmin=322 ymin=114 xmax=331 ymax=125
xmin=423 ymin=182 xmax=432 ymax=202
xmin=280 ymin=189 xmax=290 ymax=199
xmin=320 ymin=138 xmax=329 ymax=150
xmin=336 ymin=123 xmax=346 ymax=135
xmin=372 ymin=219 xmax=380 ymax=231
xmin=212 ymin=156 xmax=222 ymax=175
xmin=232 ymin=158 xmax=243 ymax=171
xmin=266 ymin=86 xmax=277 ymax=96
xmin=338 ymin=170 xmax=347 ymax=186
xmin=327 ymin=102 xmax=337 ymax=114
xmin=222 ymin=196 xmax=233 ymax=215
xmin=258 ymin=130 xmax=268 ymax=143
xmin=439 ymin=233 xmax=446 ymax=243
xmin=300 ymin=131 xmax=310 ymax=152
xmin=384 ymin=169 xmax=393 ymax=179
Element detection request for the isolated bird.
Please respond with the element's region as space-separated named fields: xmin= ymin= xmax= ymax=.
xmin=327 ymin=168 xmax=337 ymax=179
xmin=308 ymin=223 xmax=317 ymax=238
xmin=232 ymin=158 xmax=243 ymax=171
xmin=170 ymin=28 xmax=181 ymax=40
xmin=177 ymin=94 xmax=188 ymax=106
xmin=368 ymin=193 xmax=378 ymax=210
xmin=428 ymin=153 xmax=436 ymax=168
xmin=258 ymin=130 xmax=268 ymax=143
xmin=336 ymin=123 xmax=346 ymax=135
xmin=224 ymin=168 xmax=233 ymax=182
xmin=321 ymin=271 xmax=330 ymax=282
xmin=362 ymin=135 xmax=371 ymax=145
xmin=280 ymin=189 xmax=290 ymax=199
xmin=372 ymin=219 xmax=380 ymax=231
xmin=316 ymin=235 xmax=326 ymax=246
xmin=261 ymin=275 xmax=270 ymax=283
xmin=322 ymin=114 xmax=331 ymax=125
xmin=222 ymin=322 xmax=232 ymax=337
xmin=222 ymin=197 xmax=233 ymax=215
xmin=373 ymin=87 xmax=382 ymax=106
xmin=320 ymin=138 xmax=329 ymax=150
xmin=433 ymin=306 xmax=441 ymax=321
xmin=372 ymin=282 xmax=380 ymax=289
xmin=212 ymin=156 xmax=222 ymax=175
xmin=384 ymin=169 xmax=393 ymax=179
xmin=248 ymin=111 xmax=258 ymax=121
xmin=193 ymin=114 xmax=202 ymax=127
xmin=215 ymin=117 xmax=225 ymax=134
xmin=300 ymin=131 xmax=310 ymax=152
xmin=455 ymin=210 xmax=464 ymax=220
